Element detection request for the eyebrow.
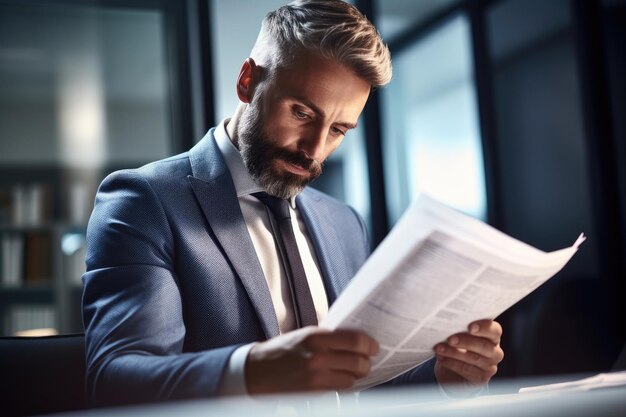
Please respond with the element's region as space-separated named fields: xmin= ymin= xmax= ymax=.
xmin=291 ymin=95 xmax=358 ymax=130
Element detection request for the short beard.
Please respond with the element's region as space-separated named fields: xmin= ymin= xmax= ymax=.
xmin=237 ymin=99 xmax=323 ymax=200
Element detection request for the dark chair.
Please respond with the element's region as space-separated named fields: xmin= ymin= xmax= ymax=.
xmin=0 ymin=333 xmax=86 ymax=417
xmin=612 ymin=343 xmax=626 ymax=371
xmin=522 ymin=278 xmax=622 ymax=375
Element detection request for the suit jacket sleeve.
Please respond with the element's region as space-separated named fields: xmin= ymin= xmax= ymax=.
xmin=82 ymin=170 xmax=239 ymax=406
xmin=382 ymin=358 xmax=437 ymax=387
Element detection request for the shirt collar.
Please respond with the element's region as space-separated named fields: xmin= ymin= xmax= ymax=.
xmin=214 ymin=119 xmax=298 ymax=209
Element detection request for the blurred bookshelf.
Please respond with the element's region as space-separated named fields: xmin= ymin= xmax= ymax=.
xmin=0 ymin=168 xmax=92 ymax=336
xmin=0 ymin=163 xmax=159 ymax=336
xmin=0 ymin=0 xmax=181 ymax=336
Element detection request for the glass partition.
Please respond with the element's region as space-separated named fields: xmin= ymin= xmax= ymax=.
xmin=381 ymin=13 xmax=487 ymax=225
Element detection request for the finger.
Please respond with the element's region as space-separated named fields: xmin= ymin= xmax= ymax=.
xmin=468 ymin=319 xmax=503 ymax=344
xmin=307 ymin=370 xmax=357 ymax=391
xmin=437 ymin=355 xmax=497 ymax=385
xmin=445 ymin=334 xmax=503 ymax=361
xmin=435 ymin=344 xmax=502 ymax=371
xmin=307 ymin=351 xmax=371 ymax=378
xmin=304 ymin=329 xmax=379 ymax=356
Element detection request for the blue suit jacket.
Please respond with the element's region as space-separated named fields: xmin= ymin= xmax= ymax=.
xmin=83 ymin=129 xmax=435 ymax=406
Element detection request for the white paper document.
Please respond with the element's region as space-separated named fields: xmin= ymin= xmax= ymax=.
xmin=321 ymin=195 xmax=585 ymax=390
xmin=519 ymin=371 xmax=626 ymax=394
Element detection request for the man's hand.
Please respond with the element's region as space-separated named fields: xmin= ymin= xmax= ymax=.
xmin=245 ymin=327 xmax=379 ymax=394
xmin=434 ymin=319 xmax=504 ymax=392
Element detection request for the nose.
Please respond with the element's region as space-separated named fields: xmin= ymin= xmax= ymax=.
xmin=299 ymin=125 xmax=327 ymax=161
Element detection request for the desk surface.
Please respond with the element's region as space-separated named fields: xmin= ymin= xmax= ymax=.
xmin=50 ymin=380 xmax=626 ymax=417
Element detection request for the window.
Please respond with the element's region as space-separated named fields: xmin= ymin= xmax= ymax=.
xmin=381 ymin=14 xmax=487 ymax=225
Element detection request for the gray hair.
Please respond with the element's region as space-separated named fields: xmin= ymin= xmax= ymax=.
xmin=250 ymin=0 xmax=392 ymax=88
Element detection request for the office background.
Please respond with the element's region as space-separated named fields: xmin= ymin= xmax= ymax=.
xmin=0 ymin=0 xmax=624 ymax=382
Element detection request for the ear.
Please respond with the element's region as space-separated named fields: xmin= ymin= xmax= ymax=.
xmin=236 ymin=58 xmax=260 ymax=103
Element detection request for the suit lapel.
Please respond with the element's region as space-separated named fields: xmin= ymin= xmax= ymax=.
xmin=297 ymin=190 xmax=352 ymax=306
xmin=188 ymin=130 xmax=280 ymax=339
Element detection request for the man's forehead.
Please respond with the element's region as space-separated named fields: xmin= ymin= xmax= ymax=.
xmin=270 ymin=50 xmax=370 ymax=88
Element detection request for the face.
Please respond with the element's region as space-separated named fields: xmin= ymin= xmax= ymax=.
xmin=237 ymin=52 xmax=371 ymax=199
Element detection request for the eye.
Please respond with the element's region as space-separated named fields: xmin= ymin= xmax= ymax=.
xmin=294 ymin=109 xmax=310 ymax=120
xmin=330 ymin=126 xmax=346 ymax=137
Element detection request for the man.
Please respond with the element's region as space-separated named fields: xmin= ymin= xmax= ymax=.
xmin=83 ymin=0 xmax=504 ymax=406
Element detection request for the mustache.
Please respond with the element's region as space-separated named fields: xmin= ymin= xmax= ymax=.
xmin=270 ymin=147 xmax=323 ymax=175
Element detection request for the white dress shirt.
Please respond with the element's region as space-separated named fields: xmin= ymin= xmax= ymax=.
xmin=214 ymin=119 xmax=329 ymax=395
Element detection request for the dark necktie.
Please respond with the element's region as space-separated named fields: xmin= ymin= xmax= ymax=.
xmin=253 ymin=192 xmax=318 ymax=327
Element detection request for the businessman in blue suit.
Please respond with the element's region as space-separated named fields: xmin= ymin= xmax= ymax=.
xmin=83 ymin=0 xmax=504 ymax=406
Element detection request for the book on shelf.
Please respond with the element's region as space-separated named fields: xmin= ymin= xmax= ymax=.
xmin=24 ymin=232 xmax=53 ymax=285
xmin=0 ymin=189 xmax=11 ymax=224
xmin=1 ymin=181 xmax=94 ymax=227
xmin=1 ymin=232 xmax=56 ymax=287
xmin=1 ymin=233 xmax=24 ymax=287
xmin=3 ymin=304 xmax=57 ymax=336
xmin=1 ymin=232 xmax=55 ymax=288
xmin=4 ymin=183 xmax=51 ymax=227
xmin=69 ymin=181 xmax=92 ymax=225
